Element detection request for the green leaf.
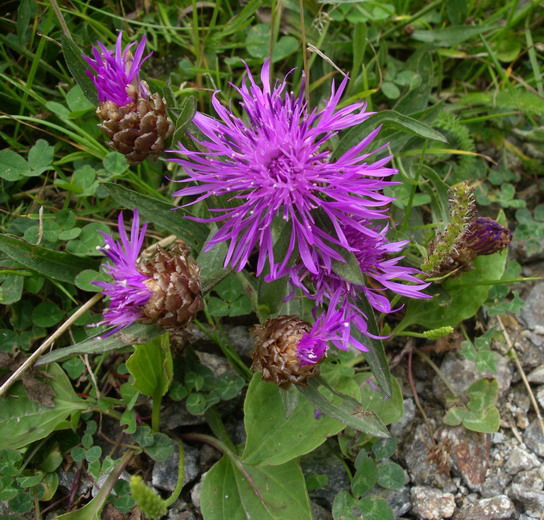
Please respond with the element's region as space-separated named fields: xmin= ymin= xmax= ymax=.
xmin=376 ymin=461 xmax=406 ymax=490
xmin=171 ymin=96 xmax=197 ymax=145
xmin=61 ymin=35 xmax=98 ymax=105
xmin=0 ymin=260 xmax=25 ymax=304
xmin=198 ymin=225 xmax=230 ymax=293
xmin=332 ymin=490 xmax=360 ymax=520
xmin=103 ymin=152 xmax=129 ymax=176
xmin=411 ymin=25 xmax=494 ymax=47
xmin=462 ymin=407 xmax=500 ymax=433
xmin=0 ymin=235 xmax=99 ymax=284
xmin=31 ymin=301 xmax=64 ymax=327
xmin=101 ymin=182 xmax=208 ymax=251
xmin=356 ymin=297 xmax=392 ymax=397
xmin=0 ymin=150 xmax=29 ymax=181
xmin=352 ymin=455 xmax=378 ymax=497
xmin=371 ymin=437 xmax=397 ymax=460
xmin=201 ymin=456 xmax=312 ymax=520
xmin=466 ymin=379 xmax=498 ymax=411
xmin=74 ymin=269 xmax=108 ymax=292
xmin=298 ymin=377 xmax=390 ymax=439
xmin=27 ymin=139 xmax=54 ymax=177
xmin=126 ymin=334 xmax=173 ymax=398
xmin=36 ymin=323 xmax=163 ymax=366
xmin=242 ymin=371 xmax=364 ymax=466
xmin=358 ymin=497 xmax=394 ymax=520
xmin=355 ymin=373 xmax=404 ymax=425
xmin=144 ymin=433 xmax=174 ymax=462
xmin=0 ymin=364 xmax=87 ymax=450
xmin=334 ymin=110 xmax=446 ymax=159
xmin=443 ymin=406 xmax=465 ymax=426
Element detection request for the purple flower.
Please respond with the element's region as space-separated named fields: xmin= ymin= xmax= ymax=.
xmin=83 ymin=32 xmax=150 ymax=106
xmin=463 ymin=216 xmax=512 ymax=256
xmin=289 ymin=221 xmax=431 ymax=362
xmin=169 ymin=59 xmax=397 ymax=280
xmin=93 ymin=210 xmax=152 ymax=337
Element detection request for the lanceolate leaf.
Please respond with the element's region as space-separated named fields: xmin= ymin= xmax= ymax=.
xmin=36 ymin=323 xmax=162 ymax=366
xmin=201 ymin=456 xmax=312 ymax=520
xmin=0 ymin=364 xmax=87 ymax=450
xmin=61 ymin=35 xmax=98 ymax=105
xmin=298 ymin=377 xmax=390 ymax=439
xmin=0 ymin=235 xmax=99 ymax=284
xmin=198 ymin=225 xmax=230 ymax=293
xmin=101 ymin=183 xmax=208 ymax=251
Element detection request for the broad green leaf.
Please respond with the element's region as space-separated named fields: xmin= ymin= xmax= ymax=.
xmin=376 ymin=461 xmax=406 ymax=490
xmin=352 ymin=455 xmax=378 ymax=497
xmin=298 ymin=377 xmax=390 ymax=439
xmin=101 ymin=183 xmax=208 ymax=251
xmin=466 ymin=379 xmax=498 ymax=411
xmin=36 ymin=323 xmax=162 ymax=366
xmin=201 ymin=456 xmax=312 ymax=520
xmin=0 ymin=259 xmax=25 ymax=304
xmin=27 ymin=139 xmax=54 ymax=177
xmin=371 ymin=437 xmax=397 ymax=460
xmin=443 ymin=406 xmax=465 ymax=426
xmin=355 ymin=373 xmax=403 ymax=425
xmin=242 ymin=371 xmax=362 ymax=466
xmin=61 ymin=35 xmax=98 ymax=105
xmin=0 ymin=235 xmax=99 ymax=284
xmin=462 ymin=407 xmax=500 ymax=433
xmin=0 ymin=150 xmax=29 ymax=181
xmin=358 ymin=497 xmax=394 ymax=520
xmin=126 ymin=334 xmax=173 ymax=398
xmin=0 ymin=364 xmax=87 ymax=450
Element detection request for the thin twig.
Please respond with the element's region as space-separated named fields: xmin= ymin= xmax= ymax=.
xmin=0 ymin=293 xmax=102 ymax=398
xmin=497 ymin=315 xmax=544 ymax=437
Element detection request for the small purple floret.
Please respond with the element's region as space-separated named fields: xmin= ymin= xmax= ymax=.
xmin=169 ymin=59 xmax=398 ymax=280
xmin=83 ymin=32 xmax=150 ymax=106
xmin=93 ymin=209 xmax=152 ymax=337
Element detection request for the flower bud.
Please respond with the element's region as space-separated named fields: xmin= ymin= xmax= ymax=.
xmin=463 ymin=217 xmax=512 ymax=256
xmin=251 ymin=315 xmax=320 ymax=388
xmin=129 ymin=475 xmax=167 ymax=519
xmin=139 ymin=241 xmax=203 ymax=334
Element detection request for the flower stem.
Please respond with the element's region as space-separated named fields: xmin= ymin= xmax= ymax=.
xmin=163 ymin=441 xmax=185 ymax=507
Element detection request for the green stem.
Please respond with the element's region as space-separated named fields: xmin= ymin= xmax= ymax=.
xmin=163 ymin=441 xmax=185 ymax=507
xmin=299 ymin=0 xmax=309 ymax=102
xmin=151 ymin=391 xmax=162 ymax=433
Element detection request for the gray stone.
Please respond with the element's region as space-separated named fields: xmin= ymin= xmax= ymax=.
xmin=403 ymin=424 xmax=456 ymax=491
xmin=311 ymin=501 xmax=333 ymax=520
xmin=372 ymin=486 xmax=411 ymax=516
xmin=504 ymin=446 xmax=540 ymax=475
xmin=224 ymin=325 xmax=255 ymax=359
xmin=518 ymin=282 xmax=544 ymax=331
xmin=390 ymin=398 xmax=416 ymax=438
xmin=152 ymin=444 xmax=200 ymax=492
xmin=162 ymin=402 xmax=207 ymax=429
xmin=527 ymin=367 xmax=544 ymax=384
xmin=195 ymin=351 xmax=236 ymax=377
xmin=536 ymin=386 xmax=544 ymax=410
xmin=433 ymin=353 xmax=512 ymax=403
xmin=301 ymin=444 xmax=351 ymax=507
xmin=439 ymin=426 xmax=491 ymax=492
xmin=166 ymin=498 xmax=197 ymax=520
xmin=454 ymin=495 xmax=517 ymax=519
xmin=410 ymin=486 xmax=456 ymax=520
xmin=191 ymin=479 xmax=203 ymax=510
xmin=507 ymin=467 xmax=544 ymax=518
xmin=480 ymin=467 xmax=512 ymax=499
xmin=523 ymin=419 xmax=544 ymax=457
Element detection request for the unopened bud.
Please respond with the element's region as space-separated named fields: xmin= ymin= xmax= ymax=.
xmin=251 ymin=315 xmax=320 ymax=388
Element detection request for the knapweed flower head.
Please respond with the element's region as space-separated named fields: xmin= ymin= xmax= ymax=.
xmin=463 ymin=216 xmax=512 ymax=256
xmin=94 ymin=209 xmax=152 ymax=337
xmin=83 ymin=32 xmax=174 ymax=164
xmin=288 ymin=221 xmax=431 ymax=363
xmin=169 ymin=59 xmax=398 ymax=280
xmin=83 ymin=32 xmax=150 ymax=106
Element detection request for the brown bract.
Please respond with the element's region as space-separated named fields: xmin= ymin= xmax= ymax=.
xmin=97 ymin=91 xmax=174 ymax=165
xmin=251 ymin=315 xmax=320 ymax=388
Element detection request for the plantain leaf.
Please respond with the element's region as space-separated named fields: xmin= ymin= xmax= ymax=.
xmin=61 ymin=35 xmax=98 ymax=105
